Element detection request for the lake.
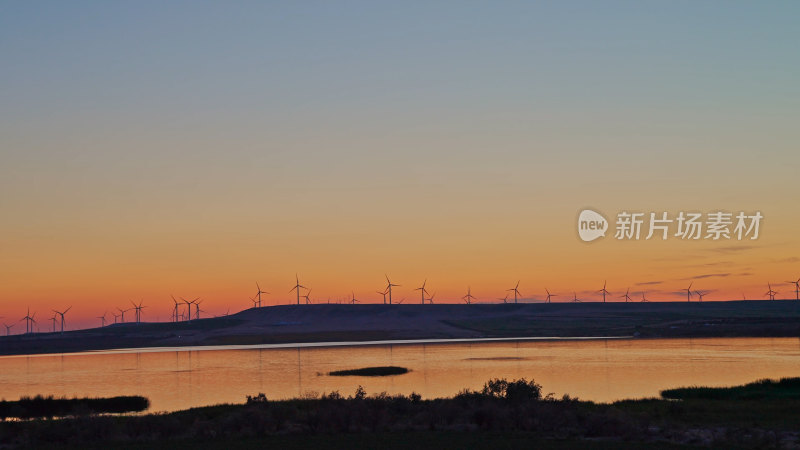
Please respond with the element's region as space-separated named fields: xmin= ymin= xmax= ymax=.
xmin=0 ymin=337 xmax=798 ymax=412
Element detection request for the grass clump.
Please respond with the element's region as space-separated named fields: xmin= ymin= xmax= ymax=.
xmin=661 ymin=377 xmax=800 ymax=400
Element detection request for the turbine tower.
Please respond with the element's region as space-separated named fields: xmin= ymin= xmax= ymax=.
xmin=545 ymin=288 xmax=557 ymax=303
xmin=641 ymin=291 xmax=649 ymax=302
xmin=22 ymin=308 xmax=36 ymax=334
xmin=117 ymin=307 xmax=129 ymax=323
xmin=684 ymin=282 xmax=694 ymax=302
xmin=785 ymin=278 xmax=800 ymax=301
xmin=695 ymin=290 xmax=707 ymax=302
xmin=384 ymin=275 xmax=400 ymax=305
xmin=426 ymin=292 xmax=436 ymax=304
xmin=507 ymin=281 xmax=521 ymax=304
xmin=170 ymin=295 xmax=182 ymax=322
xmin=180 ymin=298 xmax=198 ymax=321
xmin=765 ymin=283 xmax=778 ymax=301
xmin=598 ymin=280 xmax=610 ymax=303
xmin=97 ymin=312 xmax=107 ymax=327
xmin=193 ymin=299 xmax=204 ymax=319
xmin=620 ymin=288 xmax=632 ymax=302
xmin=289 ymin=274 xmax=307 ymax=305
xmin=254 ymin=282 xmax=269 ymax=308
xmin=351 ymin=292 xmax=360 ymax=304
xmin=52 ymin=306 xmax=71 ymax=333
xmin=376 ymin=289 xmax=388 ymax=304
xmin=572 ymin=292 xmax=581 ymax=303
xmin=3 ymin=322 xmax=13 ymax=336
xmin=302 ymin=289 xmax=312 ymax=304
xmin=414 ymin=279 xmax=429 ymax=305
xmin=130 ymin=300 xmax=145 ymax=324
xmin=462 ymin=287 xmax=476 ymax=304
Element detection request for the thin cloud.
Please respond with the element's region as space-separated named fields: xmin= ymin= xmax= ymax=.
xmin=635 ymin=280 xmax=663 ymax=286
xmin=775 ymin=257 xmax=800 ymax=263
xmin=681 ymin=273 xmax=732 ymax=280
xmin=707 ymin=245 xmax=760 ymax=254
xmin=686 ymin=260 xmax=733 ymax=267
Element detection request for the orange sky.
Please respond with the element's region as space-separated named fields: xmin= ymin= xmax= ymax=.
xmin=1 ymin=3 xmax=799 ymax=330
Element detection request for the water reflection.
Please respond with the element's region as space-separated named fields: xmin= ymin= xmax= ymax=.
xmin=0 ymin=337 xmax=797 ymax=412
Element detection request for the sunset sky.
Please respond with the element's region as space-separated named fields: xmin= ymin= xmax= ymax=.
xmin=1 ymin=2 xmax=799 ymax=329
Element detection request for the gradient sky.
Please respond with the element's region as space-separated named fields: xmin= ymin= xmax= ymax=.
xmin=1 ymin=2 xmax=799 ymax=329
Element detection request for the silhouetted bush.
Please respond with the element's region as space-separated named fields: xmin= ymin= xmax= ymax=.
xmin=246 ymin=393 xmax=268 ymax=404
xmin=455 ymin=377 xmax=543 ymax=402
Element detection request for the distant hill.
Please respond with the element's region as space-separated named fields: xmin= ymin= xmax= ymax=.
xmin=1 ymin=301 xmax=799 ymax=356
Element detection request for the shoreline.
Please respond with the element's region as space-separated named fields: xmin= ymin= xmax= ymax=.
xmin=0 ymin=335 xmax=637 ymax=359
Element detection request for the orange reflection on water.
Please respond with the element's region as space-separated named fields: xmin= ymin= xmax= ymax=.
xmin=0 ymin=337 xmax=798 ymax=412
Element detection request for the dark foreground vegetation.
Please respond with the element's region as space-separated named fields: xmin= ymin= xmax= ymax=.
xmin=2 ymin=378 xmax=800 ymax=449
xmin=0 ymin=395 xmax=149 ymax=420
xmin=328 ymin=366 xmax=409 ymax=376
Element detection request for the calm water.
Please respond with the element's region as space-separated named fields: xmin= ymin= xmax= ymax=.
xmin=0 ymin=337 xmax=798 ymax=412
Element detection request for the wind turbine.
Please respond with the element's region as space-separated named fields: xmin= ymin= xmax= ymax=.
xmin=462 ymin=287 xmax=476 ymax=304
xmin=97 ymin=312 xmax=107 ymax=327
xmin=194 ymin=300 xmax=205 ymax=319
xmin=180 ymin=298 xmax=198 ymax=321
xmin=414 ymin=279 xmax=429 ymax=305
xmin=426 ymin=292 xmax=436 ymax=304
xmin=641 ymin=291 xmax=649 ymax=302
xmin=384 ymin=275 xmax=400 ymax=305
xmin=254 ymin=283 xmax=269 ymax=308
xmin=785 ymin=278 xmax=800 ymax=301
xmin=572 ymin=292 xmax=581 ymax=303
xmin=694 ymin=290 xmax=707 ymax=302
xmin=684 ymin=282 xmax=694 ymax=302
xmin=22 ymin=308 xmax=36 ymax=334
xmin=507 ymin=281 xmax=521 ymax=304
xmin=765 ymin=283 xmax=778 ymax=301
xmin=289 ymin=274 xmax=307 ymax=305
xmin=3 ymin=322 xmax=13 ymax=336
xmin=497 ymin=293 xmax=509 ymax=304
xmin=130 ymin=300 xmax=145 ymax=324
xmin=620 ymin=288 xmax=632 ymax=303
xmin=545 ymin=288 xmax=557 ymax=303
xmin=170 ymin=296 xmax=182 ymax=322
xmin=52 ymin=306 xmax=72 ymax=333
xmin=117 ymin=307 xmax=129 ymax=323
xmin=50 ymin=314 xmax=57 ymax=333
xmin=598 ymin=280 xmax=610 ymax=303
xmin=302 ymin=289 xmax=312 ymax=304
xmin=376 ymin=289 xmax=388 ymax=304
xmin=351 ymin=292 xmax=360 ymax=304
